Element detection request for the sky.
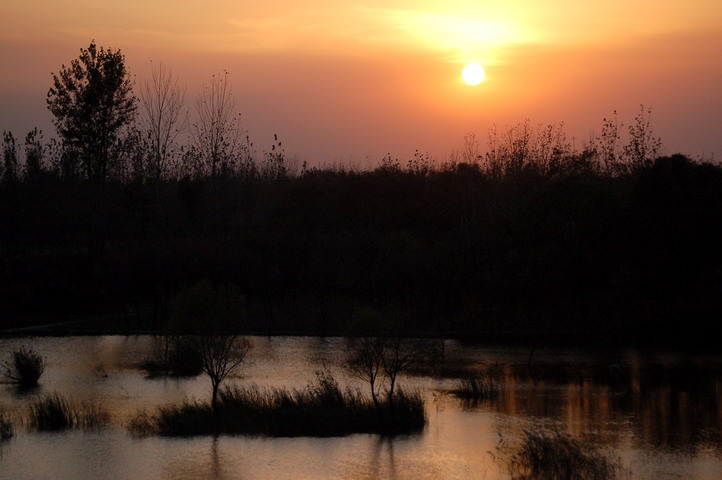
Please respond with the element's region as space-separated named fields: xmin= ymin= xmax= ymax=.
xmin=1 ymin=0 xmax=721 ymax=166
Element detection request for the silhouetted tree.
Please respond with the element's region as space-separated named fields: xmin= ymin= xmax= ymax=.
xmin=345 ymin=309 xmax=426 ymax=413
xmin=190 ymin=72 xmax=251 ymax=180
xmin=346 ymin=334 xmax=384 ymax=410
xmin=170 ymin=280 xmax=251 ymax=413
xmin=47 ymin=41 xmax=137 ymax=183
xmin=138 ymin=62 xmax=187 ymax=181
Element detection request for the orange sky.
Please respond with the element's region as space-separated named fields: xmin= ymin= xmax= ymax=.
xmin=1 ymin=0 xmax=721 ymax=165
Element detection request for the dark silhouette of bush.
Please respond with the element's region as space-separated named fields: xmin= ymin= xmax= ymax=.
xmin=3 ymin=347 xmax=45 ymax=387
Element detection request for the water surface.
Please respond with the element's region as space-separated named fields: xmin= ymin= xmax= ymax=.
xmin=1 ymin=336 xmax=721 ymax=479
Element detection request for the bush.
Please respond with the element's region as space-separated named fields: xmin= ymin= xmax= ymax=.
xmin=27 ymin=393 xmax=109 ymax=431
xmin=501 ymin=430 xmax=621 ymax=480
xmin=128 ymin=371 xmax=426 ymax=437
xmin=3 ymin=347 xmax=45 ymax=387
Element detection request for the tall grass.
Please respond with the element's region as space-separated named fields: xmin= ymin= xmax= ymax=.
xmin=451 ymin=374 xmax=501 ymax=401
xmin=0 ymin=411 xmax=13 ymax=440
xmin=27 ymin=393 xmax=110 ymax=431
xmin=3 ymin=347 xmax=45 ymax=387
xmin=129 ymin=371 xmax=425 ymax=437
xmin=501 ymin=430 xmax=622 ymax=480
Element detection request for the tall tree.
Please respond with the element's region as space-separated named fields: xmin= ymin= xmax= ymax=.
xmin=139 ymin=62 xmax=187 ymax=181
xmin=47 ymin=41 xmax=137 ymax=183
xmin=190 ymin=71 xmax=250 ymax=180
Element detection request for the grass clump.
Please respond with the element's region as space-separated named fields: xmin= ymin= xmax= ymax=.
xmin=0 ymin=411 xmax=13 ymax=440
xmin=501 ymin=430 xmax=622 ymax=480
xmin=129 ymin=371 xmax=425 ymax=437
xmin=3 ymin=347 xmax=45 ymax=387
xmin=27 ymin=393 xmax=109 ymax=431
xmin=451 ymin=374 xmax=501 ymax=401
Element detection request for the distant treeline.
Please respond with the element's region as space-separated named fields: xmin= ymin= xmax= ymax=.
xmin=2 ymin=129 xmax=721 ymax=346
xmin=1 ymin=42 xmax=719 ymax=344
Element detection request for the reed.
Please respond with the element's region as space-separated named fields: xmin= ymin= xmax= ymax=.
xmin=452 ymin=374 xmax=501 ymax=400
xmin=128 ymin=372 xmax=425 ymax=437
xmin=27 ymin=393 xmax=109 ymax=431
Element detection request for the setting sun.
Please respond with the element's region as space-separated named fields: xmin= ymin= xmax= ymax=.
xmin=462 ymin=63 xmax=485 ymax=85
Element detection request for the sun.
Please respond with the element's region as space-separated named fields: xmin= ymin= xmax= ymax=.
xmin=462 ymin=63 xmax=485 ymax=85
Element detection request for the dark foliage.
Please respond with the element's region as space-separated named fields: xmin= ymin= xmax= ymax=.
xmin=1 ymin=149 xmax=722 ymax=347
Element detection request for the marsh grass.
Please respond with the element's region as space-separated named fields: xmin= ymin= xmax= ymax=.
xmin=0 ymin=411 xmax=13 ymax=440
xmin=3 ymin=347 xmax=45 ymax=387
xmin=500 ymin=430 xmax=622 ymax=480
xmin=129 ymin=371 xmax=425 ymax=437
xmin=451 ymin=374 xmax=501 ymax=401
xmin=27 ymin=393 xmax=110 ymax=431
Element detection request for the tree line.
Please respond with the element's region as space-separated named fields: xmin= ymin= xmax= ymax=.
xmin=2 ymin=41 xmax=721 ymax=347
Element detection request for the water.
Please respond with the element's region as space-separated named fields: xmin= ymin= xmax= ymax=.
xmin=1 ymin=336 xmax=721 ymax=479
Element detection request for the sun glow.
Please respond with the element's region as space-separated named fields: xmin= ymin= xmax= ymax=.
xmin=462 ymin=63 xmax=485 ymax=85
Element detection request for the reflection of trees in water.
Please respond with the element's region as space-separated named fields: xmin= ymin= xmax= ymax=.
xmin=462 ymin=360 xmax=722 ymax=451
xmin=163 ymin=437 xmax=238 ymax=480
xmin=368 ymin=436 xmax=398 ymax=480
xmin=209 ymin=437 xmax=222 ymax=480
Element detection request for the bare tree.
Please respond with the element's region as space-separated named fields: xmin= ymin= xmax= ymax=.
xmin=345 ymin=312 xmax=427 ymax=414
xmin=195 ymin=334 xmax=251 ymax=413
xmin=170 ymin=280 xmax=252 ymax=413
xmin=138 ymin=62 xmax=187 ymax=181
xmin=190 ymin=72 xmax=251 ymax=179
xmin=379 ymin=336 xmax=423 ymax=411
xmin=346 ymin=336 xmax=385 ymax=410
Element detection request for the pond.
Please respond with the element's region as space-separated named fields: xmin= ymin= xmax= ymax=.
xmin=1 ymin=336 xmax=721 ymax=479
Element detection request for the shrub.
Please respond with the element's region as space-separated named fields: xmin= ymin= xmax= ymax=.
xmin=501 ymin=430 xmax=621 ymax=480
xmin=3 ymin=347 xmax=45 ymax=387
xmin=27 ymin=393 xmax=109 ymax=431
